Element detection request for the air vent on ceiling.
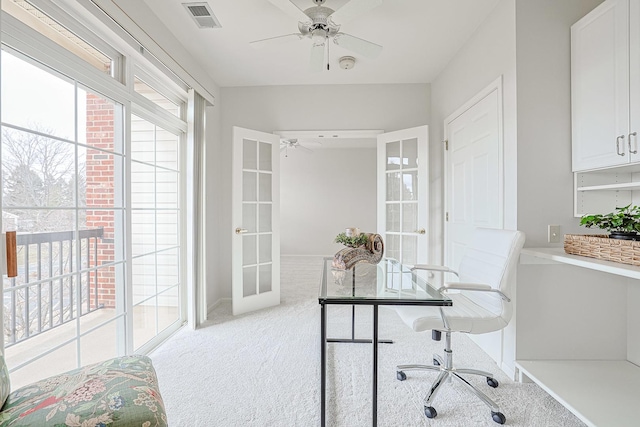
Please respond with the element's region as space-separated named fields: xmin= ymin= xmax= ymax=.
xmin=182 ymin=2 xmax=221 ymax=29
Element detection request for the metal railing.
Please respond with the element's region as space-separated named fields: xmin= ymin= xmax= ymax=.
xmin=3 ymin=228 xmax=105 ymax=347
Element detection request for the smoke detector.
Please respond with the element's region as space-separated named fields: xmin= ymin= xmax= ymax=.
xmin=339 ymin=56 xmax=356 ymax=70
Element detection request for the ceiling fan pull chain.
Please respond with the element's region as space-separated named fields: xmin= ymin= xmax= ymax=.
xmin=327 ymin=37 xmax=330 ymax=71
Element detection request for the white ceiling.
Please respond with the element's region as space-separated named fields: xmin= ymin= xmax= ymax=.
xmin=142 ymin=0 xmax=501 ymax=87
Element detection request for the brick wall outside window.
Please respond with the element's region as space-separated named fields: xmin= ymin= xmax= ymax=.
xmin=85 ymin=93 xmax=116 ymax=308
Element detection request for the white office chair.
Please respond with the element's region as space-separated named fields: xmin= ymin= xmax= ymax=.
xmin=395 ymin=228 xmax=525 ymax=425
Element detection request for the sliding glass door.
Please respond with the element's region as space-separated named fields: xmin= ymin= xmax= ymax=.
xmin=130 ymin=114 xmax=181 ymax=351
xmin=1 ymin=49 xmax=127 ymax=387
xmin=1 ymin=42 xmax=186 ymax=387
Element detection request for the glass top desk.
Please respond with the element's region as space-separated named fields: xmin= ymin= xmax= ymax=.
xmin=318 ymin=257 xmax=452 ymax=427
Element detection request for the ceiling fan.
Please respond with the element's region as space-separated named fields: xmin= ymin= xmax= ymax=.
xmin=251 ymin=0 xmax=383 ymax=71
xmin=280 ymin=138 xmax=321 ymax=157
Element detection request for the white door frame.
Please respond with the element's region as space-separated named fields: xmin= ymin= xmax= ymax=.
xmin=377 ymin=125 xmax=430 ymax=266
xmin=231 ymin=126 xmax=281 ymax=316
xmin=443 ymin=76 xmax=505 ymax=266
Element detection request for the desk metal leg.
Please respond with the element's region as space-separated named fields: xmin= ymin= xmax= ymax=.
xmin=321 ymin=302 xmax=326 ymax=427
xmin=372 ymin=305 xmax=378 ymax=426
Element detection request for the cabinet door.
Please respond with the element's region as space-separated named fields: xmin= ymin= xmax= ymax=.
xmin=572 ymin=0 xmax=629 ymax=172
xmin=630 ymin=0 xmax=640 ymax=162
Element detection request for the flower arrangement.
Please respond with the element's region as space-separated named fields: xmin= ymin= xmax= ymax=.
xmin=335 ymin=230 xmax=368 ymax=248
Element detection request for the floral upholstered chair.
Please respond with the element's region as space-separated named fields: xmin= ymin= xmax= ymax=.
xmin=0 ymin=354 xmax=167 ymax=426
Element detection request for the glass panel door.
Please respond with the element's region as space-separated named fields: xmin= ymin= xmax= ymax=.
xmin=231 ymin=127 xmax=280 ymax=315
xmin=377 ymin=126 xmax=429 ymax=266
xmin=1 ymin=50 xmax=126 ymax=388
xmin=130 ymin=115 xmax=181 ymax=351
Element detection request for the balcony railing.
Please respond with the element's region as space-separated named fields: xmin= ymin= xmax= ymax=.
xmin=3 ymin=228 xmax=105 ymax=347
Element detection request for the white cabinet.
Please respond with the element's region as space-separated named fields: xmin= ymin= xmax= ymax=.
xmin=573 ymin=164 xmax=640 ymax=216
xmin=571 ymin=0 xmax=640 ymax=172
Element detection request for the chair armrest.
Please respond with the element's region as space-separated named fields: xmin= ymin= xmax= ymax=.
xmin=411 ymin=265 xmax=459 ymax=277
xmin=441 ymin=282 xmax=492 ymax=291
xmin=438 ymin=282 xmax=511 ymax=302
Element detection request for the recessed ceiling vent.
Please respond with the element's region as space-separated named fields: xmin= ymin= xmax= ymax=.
xmin=182 ymin=2 xmax=221 ymax=29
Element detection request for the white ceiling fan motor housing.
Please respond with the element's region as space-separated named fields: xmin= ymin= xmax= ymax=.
xmin=339 ymin=56 xmax=356 ymax=69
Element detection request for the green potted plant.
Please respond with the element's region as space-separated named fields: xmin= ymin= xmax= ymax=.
xmin=334 ymin=232 xmax=368 ymax=248
xmin=580 ymin=204 xmax=640 ymax=240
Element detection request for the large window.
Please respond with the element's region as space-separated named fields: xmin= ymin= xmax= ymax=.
xmin=1 ymin=50 xmax=127 ymax=387
xmin=1 ymin=1 xmax=189 ymax=388
xmin=130 ymin=115 xmax=181 ymax=351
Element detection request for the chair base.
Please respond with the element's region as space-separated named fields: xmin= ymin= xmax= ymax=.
xmin=396 ymin=332 xmax=506 ymax=425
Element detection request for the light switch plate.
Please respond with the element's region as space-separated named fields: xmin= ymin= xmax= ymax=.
xmin=548 ymin=225 xmax=562 ymax=243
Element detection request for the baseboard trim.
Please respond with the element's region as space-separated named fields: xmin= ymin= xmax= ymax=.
xmin=501 ymin=360 xmax=517 ymax=381
xmin=208 ymin=297 xmax=230 ymax=315
xmin=281 ymin=254 xmax=330 ymax=258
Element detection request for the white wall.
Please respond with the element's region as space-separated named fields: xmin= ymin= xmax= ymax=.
xmin=515 ymin=0 xmax=603 ymax=247
xmin=215 ymin=84 xmax=430 ymax=299
xmin=430 ymin=0 xmax=518 ymax=266
xmin=280 ymin=146 xmax=377 ymax=256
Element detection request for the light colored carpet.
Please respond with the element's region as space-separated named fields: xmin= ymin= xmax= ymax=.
xmin=150 ymin=256 xmax=586 ymax=426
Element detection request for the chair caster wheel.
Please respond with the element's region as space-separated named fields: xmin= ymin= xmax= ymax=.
xmin=433 ymin=358 xmax=440 ymax=366
xmin=396 ymin=371 xmax=406 ymax=381
xmin=487 ymin=377 xmax=499 ymax=388
xmin=424 ymin=406 xmax=437 ymax=419
xmin=491 ymin=411 xmax=506 ymax=424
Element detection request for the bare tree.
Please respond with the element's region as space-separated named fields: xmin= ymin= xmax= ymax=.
xmin=2 ymin=126 xmax=84 ymax=231
xmin=2 ymin=126 xmax=87 ymax=345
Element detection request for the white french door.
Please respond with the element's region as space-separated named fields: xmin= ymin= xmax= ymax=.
xmin=444 ymin=81 xmax=503 ymax=270
xmin=231 ymin=127 xmax=280 ymax=315
xmin=376 ymin=126 xmax=429 ymax=266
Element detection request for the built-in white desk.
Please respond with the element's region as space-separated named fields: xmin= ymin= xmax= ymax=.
xmin=520 ymin=247 xmax=640 ymax=279
xmin=517 ymin=248 xmax=640 ymax=427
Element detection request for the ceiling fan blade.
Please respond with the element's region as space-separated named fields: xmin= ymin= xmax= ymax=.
xmin=333 ymin=33 xmax=382 ymax=59
xmin=310 ymin=43 xmax=325 ymax=72
xmin=267 ymin=0 xmax=309 ymax=22
xmin=330 ymin=0 xmax=382 ymax=24
xmin=280 ymin=145 xmax=287 ymax=152
xmin=303 ymin=141 xmax=322 ymax=147
xmin=250 ymin=33 xmax=303 ymax=49
xmin=296 ymin=144 xmax=313 ymax=153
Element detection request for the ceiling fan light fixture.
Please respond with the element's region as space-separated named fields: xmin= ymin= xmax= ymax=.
xmin=311 ymin=28 xmax=327 ymax=46
xmin=255 ymin=0 xmax=384 ymax=70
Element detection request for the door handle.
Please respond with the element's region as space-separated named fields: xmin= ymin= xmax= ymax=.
xmin=629 ymin=132 xmax=638 ymax=154
xmin=235 ymin=228 xmax=248 ymax=235
xmin=616 ymin=135 xmax=626 ymax=156
xmin=5 ymin=231 xmax=17 ymax=278
xmin=414 ymin=228 xmax=426 ymax=235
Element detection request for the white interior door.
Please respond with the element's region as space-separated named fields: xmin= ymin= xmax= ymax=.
xmin=444 ymin=82 xmax=503 ymax=364
xmin=232 ymin=126 xmax=280 ymax=315
xmin=377 ymin=126 xmax=429 ymax=266
xmin=444 ymin=83 xmax=503 ymax=269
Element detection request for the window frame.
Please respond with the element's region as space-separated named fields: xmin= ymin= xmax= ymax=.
xmin=0 ymin=0 xmax=190 ymax=376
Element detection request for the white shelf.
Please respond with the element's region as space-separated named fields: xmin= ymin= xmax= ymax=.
xmin=516 ymin=360 xmax=640 ymax=427
xmin=577 ymin=181 xmax=640 ymax=192
xmin=520 ymin=247 xmax=640 ymax=280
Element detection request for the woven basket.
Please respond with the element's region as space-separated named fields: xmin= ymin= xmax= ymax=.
xmin=564 ymin=234 xmax=640 ymax=266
